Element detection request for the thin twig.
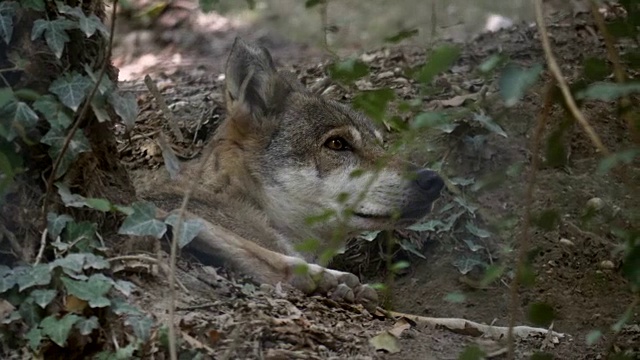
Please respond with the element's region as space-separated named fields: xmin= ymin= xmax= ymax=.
xmin=41 ymin=0 xmax=120 ymax=222
xmin=534 ymin=0 xmax=609 ymax=155
xmin=144 ymin=74 xmax=185 ymax=142
xmin=589 ymin=0 xmax=640 ymax=144
xmin=34 ymin=229 xmax=48 ymax=265
xmin=506 ymin=78 xmax=555 ymax=358
xmin=166 ymin=118 xmax=218 ymax=360
xmin=319 ymin=0 xmax=338 ymax=59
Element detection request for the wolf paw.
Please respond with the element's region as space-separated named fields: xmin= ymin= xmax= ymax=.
xmin=285 ymin=258 xmax=378 ymax=312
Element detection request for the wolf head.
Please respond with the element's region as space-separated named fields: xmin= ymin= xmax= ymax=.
xmin=208 ymin=38 xmax=444 ymax=257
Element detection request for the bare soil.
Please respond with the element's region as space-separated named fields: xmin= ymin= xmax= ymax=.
xmin=113 ymin=3 xmax=640 ymax=359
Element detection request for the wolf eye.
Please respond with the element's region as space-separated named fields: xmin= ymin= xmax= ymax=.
xmin=324 ymin=137 xmax=351 ymax=151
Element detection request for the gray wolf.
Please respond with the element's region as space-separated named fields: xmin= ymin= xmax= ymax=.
xmin=140 ymin=38 xmax=444 ymax=310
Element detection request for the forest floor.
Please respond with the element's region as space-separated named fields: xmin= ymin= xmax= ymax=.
xmin=112 ymin=2 xmax=640 ymax=359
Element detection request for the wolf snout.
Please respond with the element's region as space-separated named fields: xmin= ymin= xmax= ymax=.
xmin=415 ymin=169 xmax=445 ymax=199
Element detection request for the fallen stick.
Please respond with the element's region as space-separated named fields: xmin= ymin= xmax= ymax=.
xmin=387 ymin=310 xmax=568 ymax=341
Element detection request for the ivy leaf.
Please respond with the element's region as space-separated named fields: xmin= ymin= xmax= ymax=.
xmin=118 ymin=201 xmax=167 ymax=239
xmin=0 ymin=1 xmax=17 ymax=44
xmin=108 ymin=91 xmax=139 ymax=128
xmin=465 ymin=222 xmax=491 ymax=238
xmin=14 ymin=264 xmax=52 ymax=291
xmin=113 ymin=280 xmax=135 ymax=296
xmin=576 ymin=81 xmax=640 ymax=101
xmin=50 ymin=253 xmax=86 ymax=274
xmin=352 ymin=88 xmax=395 ymax=122
xmin=13 ymin=102 xmax=38 ymax=129
xmin=327 ymin=58 xmax=369 ymax=84
xmin=452 ymin=257 xmax=485 ymax=275
xmin=0 ymin=270 xmax=16 ymax=293
xmin=25 ymin=327 xmax=43 ymax=350
xmin=19 ymin=299 xmax=41 ymax=327
xmin=499 ymin=63 xmax=543 ymax=107
xmin=598 ymin=149 xmax=640 ymax=174
xmin=415 ymin=45 xmax=460 ymax=84
xmin=527 ymin=302 xmax=555 ymax=327
xmin=49 ymin=71 xmax=93 ymax=111
xmin=384 ymin=28 xmax=419 ymax=44
xmin=47 ymin=212 xmax=74 ymax=240
xmin=75 ymin=315 xmax=99 ymax=335
xmin=33 ymin=95 xmax=73 ymax=128
xmin=41 ymin=123 xmax=91 ymax=178
xmin=63 ymin=221 xmax=97 ymax=252
xmin=31 ymin=19 xmax=77 ymax=58
xmin=472 ymin=112 xmax=507 ymax=138
xmin=20 ymin=0 xmax=45 ymax=11
xmin=40 ymin=314 xmax=81 ymax=347
xmin=125 ymin=315 xmax=154 ymax=342
xmin=58 ymin=5 xmax=108 ymax=37
xmin=407 ymin=219 xmax=444 ymax=232
xmin=165 ymin=214 xmax=204 ymax=248
xmin=30 ymin=289 xmax=57 ymax=309
xmin=61 ymin=275 xmax=112 ymax=308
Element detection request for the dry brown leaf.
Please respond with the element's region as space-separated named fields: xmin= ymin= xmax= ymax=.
xmin=0 ymin=299 xmax=15 ymax=320
xmin=388 ymin=318 xmax=412 ymax=338
xmin=64 ymin=295 xmax=88 ymax=313
xmin=369 ymin=331 xmax=401 ymax=354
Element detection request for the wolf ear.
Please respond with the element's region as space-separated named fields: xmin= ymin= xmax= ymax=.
xmin=225 ymin=38 xmax=290 ymax=117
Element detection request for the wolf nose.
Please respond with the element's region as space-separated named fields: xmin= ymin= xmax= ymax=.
xmin=415 ymin=169 xmax=444 ymax=196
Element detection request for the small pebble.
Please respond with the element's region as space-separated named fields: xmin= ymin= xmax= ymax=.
xmin=559 ymin=238 xmax=575 ymax=247
xmin=586 ymin=197 xmax=605 ymax=211
xmin=598 ymin=260 xmax=615 ymax=270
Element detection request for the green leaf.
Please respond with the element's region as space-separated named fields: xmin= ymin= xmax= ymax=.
xmin=327 ymin=58 xmax=369 ymax=84
xmin=478 ymin=54 xmax=505 ymax=73
xmin=85 ymin=198 xmax=112 ymax=212
xmin=472 ymin=112 xmax=507 ymax=137
xmin=18 ymin=299 xmax=41 ymax=327
xmin=49 ymin=71 xmax=93 ymax=111
xmin=0 ymin=270 xmax=16 ymax=293
xmin=0 ymin=10 xmax=15 ymax=45
xmin=75 ymin=315 xmax=99 ymax=335
xmin=61 ymin=275 xmax=112 ymax=308
xmin=415 ymin=45 xmax=460 ymax=84
xmin=119 ymin=202 xmax=166 ymax=238
xmin=56 ymin=183 xmax=87 ymax=207
xmin=384 ymin=28 xmax=419 ymax=43
xmin=480 ymin=264 xmax=505 ymax=287
xmin=352 ymin=88 xmax=395 ymax=122
xmin=576 ymin=81 xmax=640 ymax=101
xmin=0 ymin=88 xmax=14 ymax=108
xmin=452 ymin=257 xmax=484 ymax=275
xmin=444 ymin=292 xmax=465 ymax=303
xmin=63 ymin=221 xmax=97 ymax=252
xmin=199 ymin=0 xmax=220 ymax=12
xmin=411 ymin=112 xmax=457 ymax=133
xmin=125 ymin=315 xmax=154 ymax=341
xmin=58 ymin=5 xmax=108 ymax=37
xmin=305 ymin=0 xmax=323 ymax=8
xmin=465 ymin=222 xmax=491 ymax=238
xmin=622 ymin=241 xmax=640 ymax=286
xmin=407 ymin=219 xmax=444 ymax=232
xmin=51 ymin=253 xmax=86 ymax=274
xmin=21 ymin=0 xmax=45 ymax=11
xmin=41 ymin=123 xmax=91 ymax=178
xmin=499 ymin=63 xmax=543 ymax=107
xmin=40 ymin=313 xmax=80 ymax=347
xmin=598 ymin=149 xmax=640 ymax=174
xmin=390 ymin=260 xmax=410 ymax=272
xmin=164 ymin=214 xmax=204 ymax=248
xmin=30 ymin=289 xmax=57 ymax=309
xmin=25 ymin=327 xmax=43 ymax=350
xmin=14 ymin=264 xmax=52 ymax=291
xmin=9 ymin=102 xmax=39 ymax=138
xmin=527 ymin=302 xmax=555 ymax=327
xmin=108 ymin=91 xmax=139 ymax=128
xmin=31 ymin=19 xmax=77 ymax=58
xmin=463 ymin=239 xmax=484 ymax=252
xmin=586 ymin=330 xmax=602 ymax=345
xmin=111 ymin=298 xmax=143 ymax=316
xmin=47 ymin=212 xmax=74 ymax=239
xmin=583 ymin=57 xmax=610 ymax=82
xmin=33 ymin=95 xmax=73 ymax=128
xmin=113 ymin=279 xmax=135 ymax=296
xmin=358 ymin=230 xmax=380 ymax=241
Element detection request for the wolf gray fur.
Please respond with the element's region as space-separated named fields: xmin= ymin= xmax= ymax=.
xmin=137 ymin=38 xmax=444 ymax=311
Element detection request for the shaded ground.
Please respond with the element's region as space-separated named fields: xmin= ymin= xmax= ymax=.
xmin=113 ymin=2 xmax=639 ymax=359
